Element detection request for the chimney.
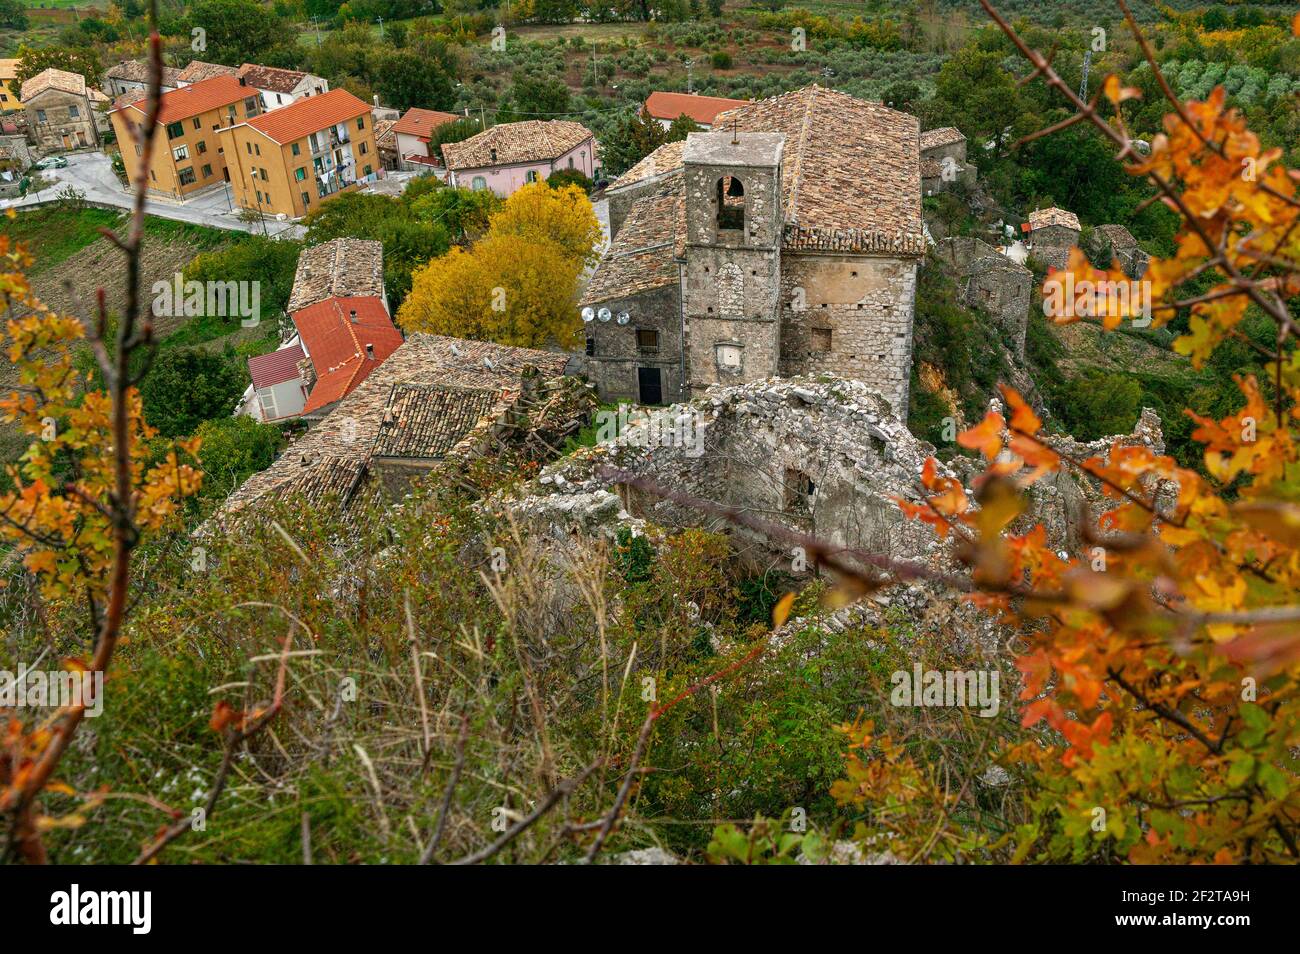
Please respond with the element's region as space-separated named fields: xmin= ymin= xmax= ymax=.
xmin=366 ymin=343 xmax=375 ymax=360
xmin=373 ymin=95 xmax=379 ymax=106
xmin=349 ymin=309 xmax=358 ymax=323
xmin=490 ymin=147 xmax=497 ymax=162
xmin=238 ymin=76 xmax=246 ymax=86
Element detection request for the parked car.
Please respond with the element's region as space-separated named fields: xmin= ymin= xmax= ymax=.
xmin=35 ymin=156 xmax=68 ymax=170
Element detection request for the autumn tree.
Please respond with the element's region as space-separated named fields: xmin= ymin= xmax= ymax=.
xmin=486 ymin=181 xmax=603 ymax=268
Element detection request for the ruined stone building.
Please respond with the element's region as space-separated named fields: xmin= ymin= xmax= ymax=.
xmin=935 ymin=236 xmax=1033 ymax=358
xmin=1025 ymin=206 xmax=1081 ymax=270
xmin=1087 ymin=223 xmax=1150 ymax=280
xmin=582 ymin=86 xmax=924 ymax=415
xmin=20 ymin=69 xmax=106 ymax=152
xmin=919 ymin=126 xmax=976 ymax=195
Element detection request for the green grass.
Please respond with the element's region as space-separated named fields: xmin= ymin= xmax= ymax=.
xmin=4 ymin=205 xmax=122 ymax=269
xmin=142 ymin=215 xmax=230 ymax=252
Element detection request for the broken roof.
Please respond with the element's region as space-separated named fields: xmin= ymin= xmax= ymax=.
xmin=373 ymin=383 xmax=504 ymax=460
xmin=217 ymin=334 xmax=569 ymax=518
xmin=20 ymin=69 xmax=87 ymax=102
xmin=442 ymin=119 xmax=593 ymax=170
xmin=581 ymin=171 xmax=685 ymax=306
xmin=644 ymin=91 xmax=750 ymax=125
xmin=243 ymin=88 xmax=369 ymax=145
xmin=287 ymin=238 xmax=386 ymax=314
xmin=1028 ymin=207 xmax=1081 ymax=232
xmin=919 ymin=126 xmax=965 ymax=151
xmin=106 ymin=60 xmax=183 ymax=86
xmin=236 ymin=63 xmax=315 ymax=94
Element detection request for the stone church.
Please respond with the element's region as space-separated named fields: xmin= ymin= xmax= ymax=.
xmin=581 ymin=85 xmax=924 ymax=414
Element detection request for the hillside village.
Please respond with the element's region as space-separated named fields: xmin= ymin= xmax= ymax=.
xmin=1 ymin=0 xmax=1299 ymax=877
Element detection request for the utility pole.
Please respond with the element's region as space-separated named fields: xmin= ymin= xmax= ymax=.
xmin=685 ymin=58 xmax=694 ymax=94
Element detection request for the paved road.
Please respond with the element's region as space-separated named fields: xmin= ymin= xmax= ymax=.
xmin=1 ymin=152 xmax=305 ymax=239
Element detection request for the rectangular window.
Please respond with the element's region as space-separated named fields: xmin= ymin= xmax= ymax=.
xmin=254 ymin=143 xmax=261 ymax=156
xmin=295 ymin=167 xmax=306 ymax=181
xmin=134 ymin=144 xmax=142 ymax=157
xmin=260 ymin=167 xmax=268 ymax=181
xmin=244 ymin=97 xmax=258 ymax=114
xmin=356 ymin=116 xmax=365 ymax=130
xmin=228 ymin=105 xmax=236 ymax=120
xmin=246 ymin=142 xmax=252 ymax=155
xmin=68 ymin=105 xmax=79 ymax=119
xmin=291 ymin=142 xmax=300 ymax=156
xmin=359 ymin=141 xmax=368 ymax=155
xmin=166 ymin=121 xmax=183 ymax=139
xmin=172 ymin=144 xmax=189 ymax=161
xmin=36 ymin=109 xmax=46 ymax=122
xmin=301 ymin=191 xmax=310 ymax=206
xmin=811 ymin=328 xmax=832 ymax=352
xmin=256 ymin=190 xmax=263 ymax=204
xmin=585 ymin=337 xmax=595 ymax=356
xmin=636 ymin=329 xmax=659 ymax=350
xmin=201 ymin=163 xmax=213 ymax=178
xmin=178 ymin=166 xmax=196 ymax=186
xmin=196 ymin=140 xmax=207 ymax=154
xmin=257 ymin=388 xmax=277 ymax=419
xmin=193 ymin=118 xmax=202 ymax=130
xmin=363 ymin=164 xmax=372 ymax=176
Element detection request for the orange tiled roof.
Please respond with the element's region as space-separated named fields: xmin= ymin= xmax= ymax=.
xmin=644 ymin=91 xmax=750 ymax=125
xmin=115 ymin=74 xmax=248 ymax=122
xmin=293 ymin=296 xmax=404 ymax=413
xmin=243 ymin=88 xmax=369 ymax=145
xmin=392 ymin=107 xmax=460 ymax=140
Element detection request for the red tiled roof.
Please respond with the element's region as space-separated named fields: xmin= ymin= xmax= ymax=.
xmin=248 ymin=342 xmax=306 ymax=390
xmin=393 ymin=107 xmax=460 ymax=139
xmin=243 ymin=88 xmax=369 ymax=145
xmin=115 ymin=74 xmax=248 ymax=123
xmin=293 ymin=296 xmax=403 ymax=413
xmin=644 ymin=91 xmax=750 ymax=125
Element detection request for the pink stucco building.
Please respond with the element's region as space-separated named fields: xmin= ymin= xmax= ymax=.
xmin=441 ymin=119 xmax=596 ymax=197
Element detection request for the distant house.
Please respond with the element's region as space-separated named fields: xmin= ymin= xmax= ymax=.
xmin=103 ymin=60 xmax=182 ymax=99
xmin=235 ymin=63 xmax=329 ymax=111
xmin=176 ymin=61 xmax=239 ymax=86
xmin=242 ymin=238 xmax=398 ymax=422
xmin=643 ymin=91 xmax=751 ymax=130
xmin=0 ymin=59 xmax=19 ymax=113
xmin=374 ymin=117 xmax=399 ymax=171
xmin=217 ymin=88 xmax=378 ymax=219
xmin=21 ymin=69 xmax=101 ymax=152
xmin=442 ymin=119 xmax=595 ymax=197
xmin=392 ymin=107 xmax=460 ymax=170
xmin=919 ymin=126 xmax=975 ymax=195
xmin=1025 ymin=206 xmax=1082 ymax=270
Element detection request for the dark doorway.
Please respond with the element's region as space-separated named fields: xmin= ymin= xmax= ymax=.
xmin=637 ymin=366 xmax=662 ymax=405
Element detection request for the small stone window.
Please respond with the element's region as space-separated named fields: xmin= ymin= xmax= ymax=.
xmin=636 ymin=329 xmax=659 ymax=351
xmin=811 ymin=328 xmax=832 ymax=353
xmin=585 ymin=337 xmax=595 ymax=356
xmin=783 ymin=468 xmax=815 ymax=515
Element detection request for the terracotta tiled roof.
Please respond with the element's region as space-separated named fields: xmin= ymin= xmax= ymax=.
xmin=293 ymin=296 xmax=404 ymax=414
xmin=714 ymin=86 xmax=922 ymax=250
xmin=919 ymin=126 xmax=964 ymax=151
xmin=442 ymin=120 xmax=593 ymax=170
xmin=20 ymin=69 xmax=87 ymax=102
xmin=1094 ymin=223 xmax=1138 ymax=249
xmin=920 ymin=157 xmax=942 ymax=179
xmin=242 ymin=88 xmax=368 ymax=145
xmin=0 ymin=59 xmax=18 ymax=82
xmin=114 ymin=74 xmax=248 ymax=122
xmin=216 ymin=334 xmax=569 ymax=518
xmin=236 ymin=63 xmax=313 ymax=94
xmin=248 ymin=341 xmax=306 ymax=390
xmin=176 ymin=60 xmax=238 ymax=84
xmin=644 ymin=91 xmax=750 ymax=125
xmin=106 ymin=60 xmax=183 ymax=86
xmin=582 ymin=171 xmax=684 ymax=306
xmin=287 ymin=238 xmax=386 ymax=313
xmin=1028 ymin=207 xmax=1081 ymax=232
xmin=610 ymin=140 xmax=685 ymax=192
xmin=373 ymin=383 xmax=504 ymax=459
xmin=393 ymin=107 xmax=460 ymax=139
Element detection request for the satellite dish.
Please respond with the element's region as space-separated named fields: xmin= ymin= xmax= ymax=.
xmin=616 ymin=311 xmax=630 ymax=325
xmin=581 ymin=306 xmax=595 ymax=323
xmin=597 ymin=307 xmax=612 ymax=322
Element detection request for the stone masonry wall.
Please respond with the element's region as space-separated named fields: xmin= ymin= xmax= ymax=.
xmin=778 ymin=254 xmax=916 ymax=416
xmin=584 ymin=283 xmax=685 ymax=403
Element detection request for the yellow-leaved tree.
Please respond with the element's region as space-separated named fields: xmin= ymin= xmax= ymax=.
xmin=397 ymin=181 xmax=599 ymax=348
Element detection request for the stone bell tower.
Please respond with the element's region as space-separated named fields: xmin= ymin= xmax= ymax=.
xmin=681 ymin=130 xmax=785 ymax=396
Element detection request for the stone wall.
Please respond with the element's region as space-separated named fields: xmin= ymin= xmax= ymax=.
xmin=583 ymin=283 xmax=685 ymax=403
xmin=24 ymin=89 xmax=97 ymax=152
xmin=778 ymin=253 xmax=916 ymax=415
xmin=935 ymin=238 xmax=1032 ymax=359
